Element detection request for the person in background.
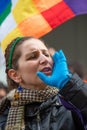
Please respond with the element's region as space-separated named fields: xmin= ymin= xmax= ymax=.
xmin=68 ymin=61 xmax=87 ymax=83
xmin=0 ymin=36 xmax=87 ymax=130
xmin=0 ymin=82 xmax=8 ymax=100
xmin=48 ymin=47 xmax=56 ymax=56
xmin=68 ymin=61 xmax=85 ymax=79
xmin=0 ymin=82 xmax=9 ymax=130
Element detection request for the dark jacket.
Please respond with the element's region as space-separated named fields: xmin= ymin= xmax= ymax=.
xmin=0 ymin=73 xmax=87 ymax=130
xmin=59 ymin=73 xmax=87 ymax=130
xmin=0 ymin=96 xmax=84 ymax=130
xmin=0 ymin=108 xmax=9 ymax=130
xmin=24 ymin=94 xmax=84 ymax=130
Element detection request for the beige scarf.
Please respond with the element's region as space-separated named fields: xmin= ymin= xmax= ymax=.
xmin=5 ymin=86 xmax=58 ymax=130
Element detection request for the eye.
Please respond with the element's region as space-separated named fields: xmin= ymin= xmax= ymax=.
xmin=27 ymin=54 xmax=35 ymax=60
xmin=26 ymin=52 xmax=38 ymax=60
xmin=44 ymin=52 xmax=50 ymax=57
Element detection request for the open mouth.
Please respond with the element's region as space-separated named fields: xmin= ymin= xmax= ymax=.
xmin=41 ymin=67 xmax=52 ymax=76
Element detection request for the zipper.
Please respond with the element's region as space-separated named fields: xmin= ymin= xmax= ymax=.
xmin=37 ymin=112 xmax=41 ymax=130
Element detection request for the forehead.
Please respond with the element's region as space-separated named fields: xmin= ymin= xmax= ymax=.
xmin=19 ymin=38 xmax=48 ymax=52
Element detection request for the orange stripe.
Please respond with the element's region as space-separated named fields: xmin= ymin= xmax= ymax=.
xmin=18 ymin=13 xmax=52 ymax=38
xmin=32 ymin=0 xmax=62 ymax=12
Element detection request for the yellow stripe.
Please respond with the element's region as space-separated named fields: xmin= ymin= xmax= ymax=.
xmin=1 ymin=27 xmax=23 ymax=53
xmin=12 ymin=0 xmax=39 ymax=23
xmin=18 ymin=13 xmax=52 ymax=38
xmin=32 ymin=0 xmax=62 ymax=12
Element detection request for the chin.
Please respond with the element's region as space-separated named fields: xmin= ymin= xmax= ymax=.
xmin=38 ymin=80 xmax=47 ymax=87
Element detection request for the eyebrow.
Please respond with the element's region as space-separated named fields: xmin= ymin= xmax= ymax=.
xmin=25 ymin=49 xmax=48 ymax=56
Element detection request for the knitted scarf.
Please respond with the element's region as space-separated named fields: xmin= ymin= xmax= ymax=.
xmin=5 ymin=86 xmax=58 ymax=130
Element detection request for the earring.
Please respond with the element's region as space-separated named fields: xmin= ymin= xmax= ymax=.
xmin=14 ymin=86 xmax=23 ymax=100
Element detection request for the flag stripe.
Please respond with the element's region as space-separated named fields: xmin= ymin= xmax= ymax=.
xmin=0 ymin=0 xmax=11 ymax=14
xmin=0 ymin=13 xmax=16 ymax=42
xmin=11 ymin=0 xmax=18 ymax=9
xmin=18 ymin=14 xmax=52 ymax=38
xmin=12 ymin=0 xmax=39 ymax=23
xmin=0 ymin=47 xmax=5 ymax=66
xmin=2 ymin=27 xmax=23 ymax=52
xmin=64 ymin=0 xmax=87 ymax=15
xmin=0 ymin=2 xmax=12 ymax=25
xmin=32 ymin=0 xmax=62 ymax=12
xmin=41 ymin=1 xmax=75 ymax=28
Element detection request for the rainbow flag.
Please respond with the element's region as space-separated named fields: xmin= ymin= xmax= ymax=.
xmin=0 ymin=0 xmax=87 ymax=52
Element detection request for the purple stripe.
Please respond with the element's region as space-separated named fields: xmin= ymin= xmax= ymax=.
xmin=64 ymin=0 xmax=87 ymax=15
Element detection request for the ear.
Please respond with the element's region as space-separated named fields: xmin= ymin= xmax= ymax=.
xmin=8 ymin=69 xmax=22 ymax=83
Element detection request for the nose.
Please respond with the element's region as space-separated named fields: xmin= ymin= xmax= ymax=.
xmin=39 ymin=54 xmax=48 ymax=64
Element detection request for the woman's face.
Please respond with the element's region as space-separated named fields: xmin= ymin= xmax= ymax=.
xmin=16 ymin=38 xmax=53 ymax=90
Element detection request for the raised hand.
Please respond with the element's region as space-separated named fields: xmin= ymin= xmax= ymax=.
xmin=37 ymin=50 xmax=72 ymax=89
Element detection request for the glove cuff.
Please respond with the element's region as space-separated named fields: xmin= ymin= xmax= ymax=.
xmin=60 ymin=73 xmax=72 ymax=89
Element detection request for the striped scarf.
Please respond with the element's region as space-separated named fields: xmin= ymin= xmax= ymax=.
xmin=5 ymin=86 xmax=58 ymax=130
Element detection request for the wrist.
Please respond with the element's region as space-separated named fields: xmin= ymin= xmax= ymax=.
xmin=60 ymin=73 xmax=72 ymax=89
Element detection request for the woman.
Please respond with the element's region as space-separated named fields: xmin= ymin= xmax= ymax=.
xmin=0 ymin=36 xmax=86 ymax=130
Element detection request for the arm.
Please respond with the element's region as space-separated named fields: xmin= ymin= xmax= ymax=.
xmin=59 ymin=73 xmax=87 ymax=122
xmin=0 ymin=97 xmax=10 ymax=114
xmin=37 ymin=50 xmax=87 ymax=122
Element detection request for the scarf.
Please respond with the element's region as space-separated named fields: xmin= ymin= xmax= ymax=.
xmin=5 ymin=86 xmax=58 ymax=130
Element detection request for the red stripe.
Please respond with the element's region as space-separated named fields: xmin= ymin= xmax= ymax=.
xmin=41 ymin=1 xmax=75 ymax=28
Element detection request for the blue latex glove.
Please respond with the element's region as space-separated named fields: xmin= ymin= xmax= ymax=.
xmin=37 ymin=50 xmax=72 ymax=89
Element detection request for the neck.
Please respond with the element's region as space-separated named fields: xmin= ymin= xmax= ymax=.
xmin=19 ymin=83 xmax=47 ymax=90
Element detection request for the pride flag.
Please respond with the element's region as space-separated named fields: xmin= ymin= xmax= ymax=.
xmin=0 ymin=0 xmax=87 ymax=52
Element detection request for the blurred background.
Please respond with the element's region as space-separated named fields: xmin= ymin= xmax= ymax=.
xmin=42 ymin=14 xmax=87 ymax=67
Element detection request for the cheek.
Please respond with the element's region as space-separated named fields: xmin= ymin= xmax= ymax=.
xmin=20 ymin=65 xmax=37 ymax=82
xmin=28 ymin=66 xmax=37 ymax=75
xmin=25 ymin=62 xmax=38 ymax=75
xmin=50 ymin=58 xmax=54 ymax=67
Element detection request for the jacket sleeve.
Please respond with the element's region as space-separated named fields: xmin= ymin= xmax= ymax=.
xmin=0 ymin=97 xmax=10 ymax=114
xmin=59 ymin=73 xmax=87 ymax=122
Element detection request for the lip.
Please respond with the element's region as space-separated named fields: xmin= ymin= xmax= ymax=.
xmin=40 ymin=67 xmax=52 ymax=76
